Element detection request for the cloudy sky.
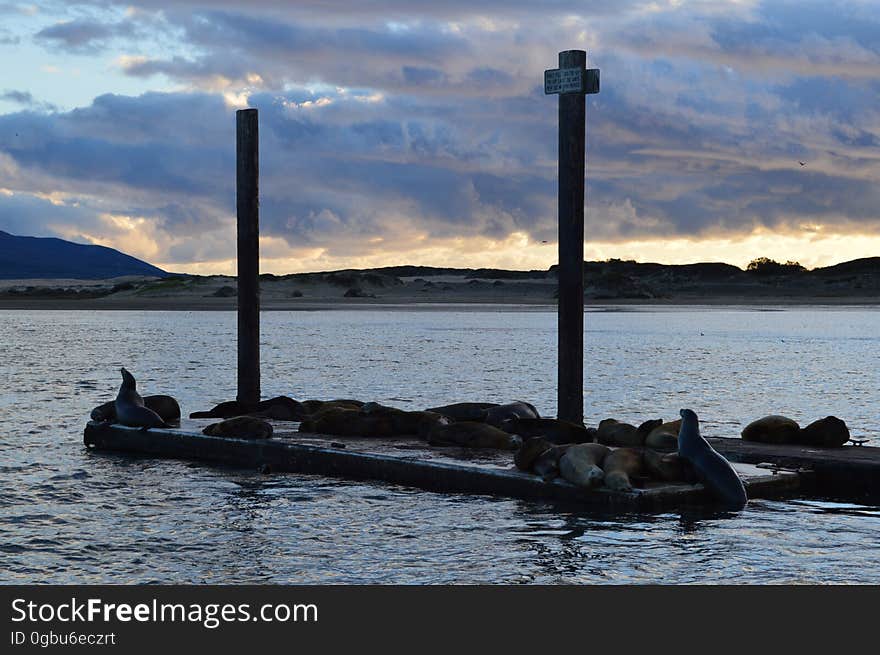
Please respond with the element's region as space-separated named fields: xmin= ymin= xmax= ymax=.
xmin=1 ymin=1 xmax=879 ymax=273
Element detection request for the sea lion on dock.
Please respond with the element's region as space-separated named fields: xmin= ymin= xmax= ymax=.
xmin=420 ymin=419 xmax=521 ymax=450
xmin=596 ymin=419 xmax=645 ymax=447
xmin=424 ymin=402 xmax=499 ymax=422
xmin=357 ymin=403 xmax=444 ymax=435
xmin=799 ymin=416 xmax=850 ymax=448
xmin=602 ymin=448 xmax=644 ymax=491
xmin=679 ymin=409 xmax=747 ymax=509
xmin=741 ymin=415 xmax=800 ymax=445
xmin=644 ymin=419 xmax=681 ymax=451
xmin=515 ymin=437 xmax=555 ymax=471
xmin=203 ymin=416 xmax=273 ymax=440
xmin=91 ymin=394 xmax=180 ymax=424
xmin=299 ymin=407 xmax=394 ymax=438
xmin=190 ymin=396 xmax=306 ymax=420
xmin=531 ymin=444 xmax=571 ymax=480
xmin=114 ymin=368 xmax=170 ymax=429
xmin=643 ymin=449 xmax=693 ymax=483
xmin=483 ymin=401 xmax=540 ymax=427
xmin=559 ymin=443 xmax=610 ymax=488
xmin=499 ymin=417 xmax=595 ymax=444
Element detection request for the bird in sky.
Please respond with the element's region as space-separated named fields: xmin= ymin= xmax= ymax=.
xmin=798 ymin=161 xmax=806 ymax=166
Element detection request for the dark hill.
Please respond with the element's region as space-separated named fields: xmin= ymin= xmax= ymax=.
xmin=0 ymin=230 xmax=167 ymax=279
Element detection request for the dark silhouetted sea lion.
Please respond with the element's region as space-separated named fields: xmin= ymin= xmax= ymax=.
xmin=643 ymin=448 xmax=693 ymax=482
xmin=299 ymin=408 xmax=394 ymax=437
xmin=500 ymin=417 xmax=595 ymax=444
xmin=679 ymin=409 xmax=747 ymax=509
xmin=484 ymin=401 xmax=539 ymax=427
xmin=559 ymin=443 xmax=610 ymax=488
xmin=514 ymin=437 xmax=555 ymax=471
xmin=741 ymin=415 xmax=800 ymax=444
xmin=531 ymin=444 xmax=571 ymax=480
xmin=799 ymin=416 xmax=850 ymax=447
xmin=602 ymin=448 xmax=644 ymax=491
xmin=421 ymin=419 xmax=521 ymax=450
xmin=203 ymin=416 xmax=273 ymax=440
xmin=644 ymin=419 xmax=681 ymax=451
xmin=356 ymin=403 xmax=444 ymax=436
xmin=424 ymin=402 xmax=499 ymax=422
xmin=91 ymin=394 xmax=180 ymax=424
xmin=114 ymin=368 xmax=169 ymax=429
xmin=596 ymin=419 xmax=644 ymax=447
xmin=190 ymin=396 xmax=306 ymax=420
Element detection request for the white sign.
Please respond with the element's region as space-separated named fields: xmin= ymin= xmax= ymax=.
xmin=544 ymin=68 xmax=600 ymax=95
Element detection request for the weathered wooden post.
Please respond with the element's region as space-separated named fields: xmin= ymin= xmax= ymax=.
xmin=545 ymin=50 xmax=599 ymax=424
xmin=236 ymin=108 xmax=260 ymax=408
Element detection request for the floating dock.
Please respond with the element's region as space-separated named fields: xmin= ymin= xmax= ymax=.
xmin=84 ymin=420 xmax=805 ymax=512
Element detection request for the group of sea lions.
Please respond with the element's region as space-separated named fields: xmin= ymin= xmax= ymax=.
xmin=741 ymin=415 xmax=851 ymax=447
xmin=92 ymin=369 xmax=856 ymax=510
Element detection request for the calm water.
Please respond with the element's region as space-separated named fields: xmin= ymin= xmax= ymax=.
xmin=1 ymin=307 xmax=878 ymax=584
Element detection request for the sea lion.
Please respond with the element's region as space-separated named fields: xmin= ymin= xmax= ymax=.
xmin=514 ymin=437 xmax=555 ymax=471
xmin=203 ymin=416 xmax=273 ymax=440
xmin=644 ymin=419 xmax=681 ymax=451
xmin=643 ymin=449 xmax=693 ymax=483
xmin=91 ymin=394 xmax=181 ymax=424
xmin=421 ymin=419 xmax=522 ymax=450
xmin=300 ymin=399 xmax=364 ymax=415
xmin=679 ymin=409 xmax=747 ymax=509
xmin=596 ymin=419 xmax=645 ymax=447
xmin=499 ymin=417 xmax=595 ymax=444
xmin=531 ymin=444 xmax=571 ymax=480
xmin=483 ymin=401 xmax=540 ymax=427
xmin=114 ymin=368 xmax=170 ymax=429
xmin=424 ymin=402 xmax=499 ymax=422
xmin=357 ymin=403 xmax=444 ymax=435
xmin=190 ymin=396 xmax=306 ymax=420
xmin=299 ymin=407 xmax=394 ymax=437
xmin=799 ymin=416 xmax=850 ymax=448
xmin=741 ymin=415 xmax=800 ymax=444
xmin=558 ymin=443 xmax=610 ymax=488
xmin=602 ymin=447 xmax=644 ymax=491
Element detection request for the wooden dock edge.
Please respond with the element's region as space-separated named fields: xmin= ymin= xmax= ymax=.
xmin=83 ymin=422 xmax=800 ymax=513
xmin=709 ymin=437 xmax=880 ymax=500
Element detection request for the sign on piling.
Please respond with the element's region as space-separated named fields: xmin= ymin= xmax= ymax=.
xmin=546 ymin=50 xmax=599 ymax=424
xmin=236 ymin=108 xmax=260 ymax=408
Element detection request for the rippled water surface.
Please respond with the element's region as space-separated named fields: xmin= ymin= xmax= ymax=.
xmin=1 ymin=307 xmax=879 ymax=583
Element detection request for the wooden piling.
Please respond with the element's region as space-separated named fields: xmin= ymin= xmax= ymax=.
xmin=556 ymin=50 xmax=587 ymax=424
xmin=236 ymin=108 xmax=260 ymax=408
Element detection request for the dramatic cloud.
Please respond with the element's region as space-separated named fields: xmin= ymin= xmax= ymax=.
xmin=0 ymin=0 xmax=878 ymax=271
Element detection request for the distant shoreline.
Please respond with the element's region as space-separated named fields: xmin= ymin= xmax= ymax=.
xmin=2 ymin=296 xmax=879 ymax=311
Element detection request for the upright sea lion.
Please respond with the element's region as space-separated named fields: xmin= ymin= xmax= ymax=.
xmin=499 ymin=417 xmax=595 ymax=444
xmin=679 ymin=409 xmax=747 ymax=509
xmin=424 ymin=402 xmax=499 ymax=422
xmin=203 ymin=416 xmax=273 ymax=440
xmin=483 ymin=401 xmax=540 ymax=427
xmin=602 ymin=448 xmax=644 ymax=491
xmin=644 ymin=419 xmax=681 ymax=451
xmin=741 ymin=415 xmax=800 ymax=444
xmin=114 ymin=368 xmax=169 ymax=429
xmin=420 ymin=419 xmax=521 ymax=450
xmin=91 ymin=394 xmax=180 ymax=424
xmin=596 ymin=419 xmax=645 ymax=447
xmin=558 ymin=443 xmax=610 ymax=488
xmin=799 ymin=416 xmax=850 ymax=448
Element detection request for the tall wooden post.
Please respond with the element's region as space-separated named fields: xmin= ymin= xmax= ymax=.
xmin=545 ymin=50 xmax=600 ymax=424
xmin=236 ymin=108 xmax=260 ymax=408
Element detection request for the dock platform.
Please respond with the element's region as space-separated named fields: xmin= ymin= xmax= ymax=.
xmin=84 ymin=420 xmax=803 ymax=512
